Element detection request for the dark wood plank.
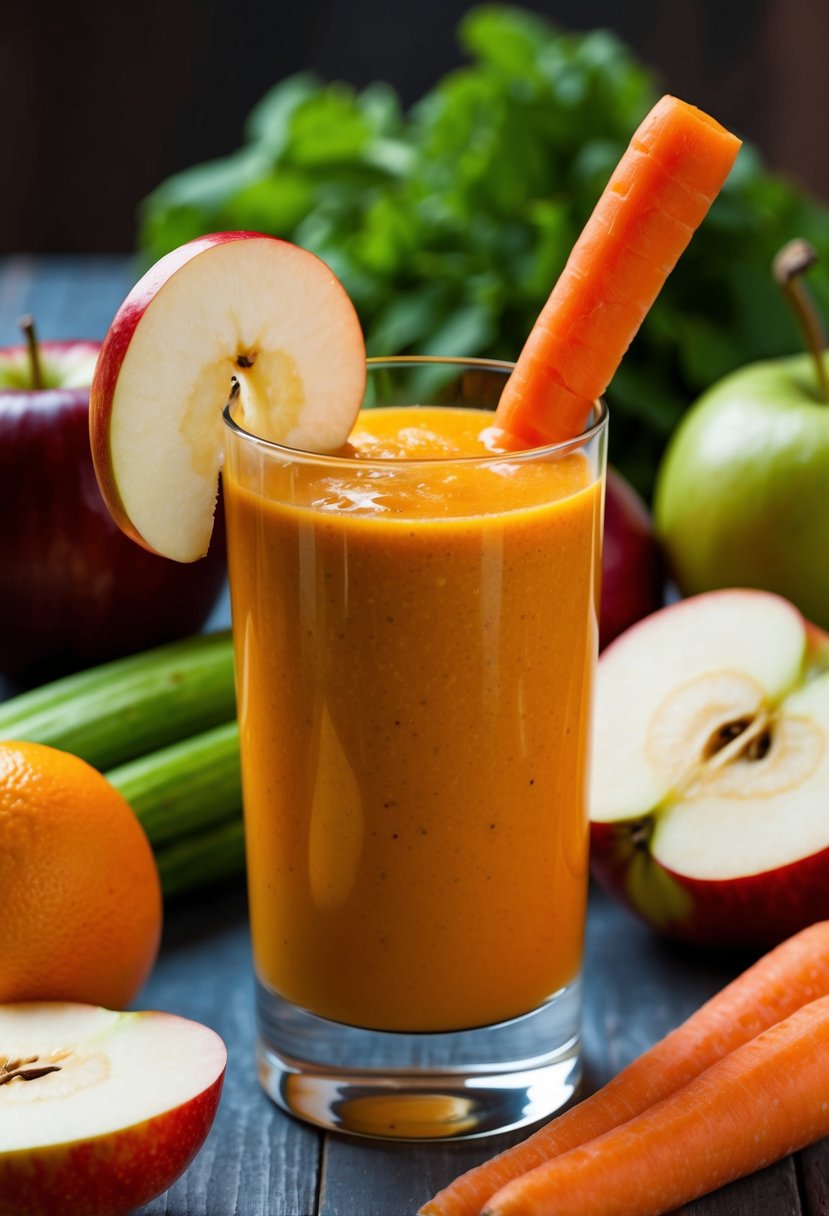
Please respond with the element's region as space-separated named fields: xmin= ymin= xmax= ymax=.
xmin=320 ymin=1129 xmax=527 ymax=1216
xmin=8 ymin=0 xmax=829 ymax=254
xmin=0 ymin=253 xmax=135 ymax=345
xmin=683 ymin=1156 xmax=801 ymax=1214
xmin=801 ymin=1137 xmax=829 ymax=1215
xmin=581 ymin=891 xmax=740 ymax=1090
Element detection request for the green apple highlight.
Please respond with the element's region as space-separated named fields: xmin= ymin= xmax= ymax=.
xmin=653 ymin=352 xmax=829 ymax=628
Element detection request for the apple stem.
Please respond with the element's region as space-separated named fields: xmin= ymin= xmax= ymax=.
xmin=18 ymin=314 xmax=45 ymax=391
xmin=773 ymin=239 xmax=829 ymax=402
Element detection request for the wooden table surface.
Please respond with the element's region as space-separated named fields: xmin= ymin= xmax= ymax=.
xmin=1 ymin=253 xmax=827 ymax=1215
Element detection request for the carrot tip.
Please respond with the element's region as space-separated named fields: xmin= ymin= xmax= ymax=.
xmin=496 ymin=94 xmax=741 ymax=447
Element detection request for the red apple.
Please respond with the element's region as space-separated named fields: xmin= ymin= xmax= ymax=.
xmin=0 ymin=1002 xmax=226 ymax=1216
xmin=600 ymin=465 xmax=664 ymax=650
xmin=0 ymin=333 xmax=227 ymax=683
xmin=590 ymin=589 xmax=829 ymax=950
xmin=89 ymin=232 xmax=366 ymax=562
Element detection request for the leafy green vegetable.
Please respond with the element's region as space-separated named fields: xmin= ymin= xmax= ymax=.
xmin=137 ymin=5 xmax=829 ymax=497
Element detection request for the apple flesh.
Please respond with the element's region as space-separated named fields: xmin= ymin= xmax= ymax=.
xmin=0 ymin=340 xmax=227 ymax=683
xmin=600 ymin=465 xmax=664 ymax=649
xmin=90 ymin=231 xmax=366 ymax=563
xmin=590 ymin=588 xmax=829 ymax=950
xmin=0 ymin=1002 xmax=226 ymax=1216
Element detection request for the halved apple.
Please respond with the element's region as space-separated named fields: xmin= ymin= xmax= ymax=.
xmin=0 ymin=1002 xmax=226 ymax=1216
xmin=90 ymin=231 xmax=366 ymax=562
xmin=590 ymin=589 xmax=829 ymax=949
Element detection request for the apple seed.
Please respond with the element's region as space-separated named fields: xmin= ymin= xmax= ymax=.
xmin=701 ymin=716 xmax=752 ymax=759
xmin=630 ymin=819 xmax=653 ymax=851
xmin=0 ymin=1052 xmax=64 ymax=1086
xmin=703 ymin=710 xmax=771 ymax=772
xmin=741 ymin=726 xmax=772 ymax=761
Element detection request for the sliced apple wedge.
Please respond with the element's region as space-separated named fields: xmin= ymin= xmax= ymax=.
xmin=90 ymin=231 xmax=366 ymax=562
xmin=0 ymin=1002 xmax=226 ymax=1216
xmin=590 ymin=589 xmax=829 ymax=949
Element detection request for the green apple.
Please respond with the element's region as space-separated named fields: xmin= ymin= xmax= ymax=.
xmin=653 ymin=240 xmax=829 ymax=630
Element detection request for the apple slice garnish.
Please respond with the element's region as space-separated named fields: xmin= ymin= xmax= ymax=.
xmin=90 ymin=231 xmax=366 ymax=563
xmin=589 ymin=589 xmax=829 ymax=948
xmin=0 ymin=1002 xmax=226 ymax=1216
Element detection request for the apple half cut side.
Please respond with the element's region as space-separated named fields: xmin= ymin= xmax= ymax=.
xmin=90 ymin=232 xmax=366 ymax=563
xmin=589 ymin=588 xmax=829 ymax=950
xmin=0 ymin=1002 xmax=226 ymax=1216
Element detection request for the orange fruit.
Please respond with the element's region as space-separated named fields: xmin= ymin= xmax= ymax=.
xmin=0 ymin=739 xmax=162 ymax=1008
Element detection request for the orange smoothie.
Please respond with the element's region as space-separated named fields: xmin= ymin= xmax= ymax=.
xmin=224 ymin=404 xmax=601 ymax=1033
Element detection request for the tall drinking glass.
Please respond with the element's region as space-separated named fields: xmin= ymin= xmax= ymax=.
xmin=222 ymin=357 xmax=607 ymax=1139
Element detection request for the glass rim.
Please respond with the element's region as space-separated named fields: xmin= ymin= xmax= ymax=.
xmin=222 ymin=355 xmax=608 ymax=468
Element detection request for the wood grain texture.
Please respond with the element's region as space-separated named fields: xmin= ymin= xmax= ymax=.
xmin=684 ymin=1157 xmax=801 ymax=1214
xmin=2 ymin=255 xmax=826 ymax=1215
xmin=6 ymin=1 xmax=829 ymax=253
xmin=801 ymin=1139 xmax=829 ymax=1215
xmin=320 ymin=1130 xmax=529 ymax=1216
xmin=0 ymin=253 xmax=137 ymax=345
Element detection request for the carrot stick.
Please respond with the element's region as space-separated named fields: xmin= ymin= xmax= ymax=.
xmin=482 ymin=993 xmax=829 ymax=1216
xmin=495 ymin=95 xmax=742 ymax=446
xmin=418 ymin=919 xmax=829 ymax=1216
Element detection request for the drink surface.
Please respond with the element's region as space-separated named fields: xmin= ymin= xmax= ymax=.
xmin=224 ymin=405 xmax=601 ymax=1032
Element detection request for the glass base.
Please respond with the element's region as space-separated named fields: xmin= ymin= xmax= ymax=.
xmin=255 ymin=975 xmax=582 ymax=1140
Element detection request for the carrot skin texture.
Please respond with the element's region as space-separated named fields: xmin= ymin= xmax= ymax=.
xmin=495 ymin=95 xmax=742 ymax=445
xmin=418 ymin=920 xmax=829 ymax=1216
xmin=482 ymin=993 xmax=829 ymax=1216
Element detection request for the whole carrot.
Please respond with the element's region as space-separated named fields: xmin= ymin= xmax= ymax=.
xmin=419 ymin=919 xmax=829 ymax=1216
xmin=482 ymin=992 xmax=829 ymax=1216
xmin=495 ymin=95 xmax=741 ymax=445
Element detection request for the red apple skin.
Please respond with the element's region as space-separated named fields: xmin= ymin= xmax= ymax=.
xmin=0 ymin=1070 xmax=224 ymax=1216
xmin=590 ymin=821 xmax=829 ymax=952
xmin=0 ymin=342 xmax=227 ymax=683
xmin=590 ymin=618 xmax=829 ymax=951
xmin=90 ymin=231 xmax=266 ymax=555
xmin=600 ymin=466 xmax=665 ymax=650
